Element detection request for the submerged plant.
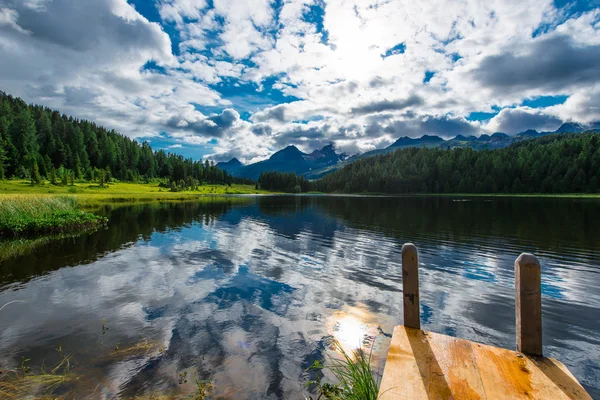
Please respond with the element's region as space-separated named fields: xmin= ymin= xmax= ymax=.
xmin=306 ymin=340 xmax=380 ymax=400
xmin=0 ymin=347 xmax=75 ymax=399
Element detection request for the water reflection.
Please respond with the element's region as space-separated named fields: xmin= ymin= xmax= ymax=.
xmin=0 ymin=196 xmax=599 ymax=398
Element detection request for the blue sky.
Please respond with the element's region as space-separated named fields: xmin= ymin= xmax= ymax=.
xmin=1 ymin=0 xmax=599 ymax=162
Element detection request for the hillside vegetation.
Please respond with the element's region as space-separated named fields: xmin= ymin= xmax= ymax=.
xmin=314 ymin=133 xmax=600 ymax=194
xmin=0 ymin=92 xmax=249 ymax=189
xmin=258 ymin=133 xmax=600 ymax=195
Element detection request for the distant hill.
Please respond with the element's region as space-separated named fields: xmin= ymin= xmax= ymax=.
xmin=216 ymin=158 xmax=244 ymax=175
xmin=219 ymin=121 xmax=600 ymax=180
xmin=312 ymin=132 xmax=600 ymax=194
xmin=226 ymin=143 xmax=346 ymax=181
xmin=303 ymin=122 xmax=600 ymax=179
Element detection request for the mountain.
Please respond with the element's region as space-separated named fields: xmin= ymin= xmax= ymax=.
xmin=488 ymin=132 xmax=513 ymax=147
xmin=216 ymin=158 xmax=244 ymax=175
xmin=304 ymin=124 xmax=598 ymax=179
xmin=232 ymin=144 xmax=345 ymax=181
xmin=307 ymin=143 xmax=344 ymax=165
xmin=555 ymin=122 xmax=586 ymax=133
xmin=390 ymin=135 xmax=445 ymax=148
xmin=225 ymin=121 xmax=600 ymax=181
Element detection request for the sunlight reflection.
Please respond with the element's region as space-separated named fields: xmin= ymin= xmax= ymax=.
xmin=328 ymin=306 xmax=379 ymax=355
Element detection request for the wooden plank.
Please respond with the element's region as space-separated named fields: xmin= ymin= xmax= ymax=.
xmin=379 ymin=326 xmax=486 ymax=399
xmin=472 ymin=342 xmax=591 ymax=399
xmin=515 ymin=253 xmax=543 ymax=355
xmin=379 ymin=326 xmax=428 ymax=399
xmin=379 ymin=326 xmax=591 ymax=400
xmin=401 ymin=243 xmax=420 ymax=329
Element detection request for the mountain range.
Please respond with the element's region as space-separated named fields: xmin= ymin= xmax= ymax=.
xmin=217 ymin=122 xmax=600 ymax=180
xmin=217 ymin=143 xmax=346 ymax=180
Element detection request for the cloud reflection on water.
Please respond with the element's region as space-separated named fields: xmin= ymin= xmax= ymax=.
xmin=0 ymin=197 xmax=599 ymax=398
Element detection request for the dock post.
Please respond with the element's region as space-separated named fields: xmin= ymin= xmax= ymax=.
xmin=515 ymin=253 xmax=542 ymax=356
xmin=402 ymin=243 xmax=420 ymax=329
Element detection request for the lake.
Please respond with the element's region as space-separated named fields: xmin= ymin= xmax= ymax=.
xmin=0 ymin=196 xmax=599 ymax=398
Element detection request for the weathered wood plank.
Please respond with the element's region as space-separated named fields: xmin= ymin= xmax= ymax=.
xmin=401 ymin=243 xmax=420 ymax=329
xmin=515 ymin=253 xmax=543 ymax=356
xmin=379 ymin=326 xmax=486 ymax=399
xmin=379 ymin=326 xmax=591 ymax=399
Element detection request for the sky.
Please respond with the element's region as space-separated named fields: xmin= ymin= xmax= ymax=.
xmin=0 ymin=0 xmax=599 ymax=162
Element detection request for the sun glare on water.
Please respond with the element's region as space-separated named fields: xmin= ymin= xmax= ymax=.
xmin=328 ymin=307 xmax=380 ymax=354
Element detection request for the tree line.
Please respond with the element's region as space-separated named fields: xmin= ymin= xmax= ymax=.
xmin=257 ymin=171 xmax=311 ymax=193
xmin=258 ymin=133 xmax=600 ymax=194
xmin=0 ymin=91 xmax=251 ymax=188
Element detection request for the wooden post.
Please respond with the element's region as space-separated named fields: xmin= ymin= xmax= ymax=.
xmin=515 ymin=253 xmax=542 ymax=356
xmin=402 ymin=243 xmax=420 ymax=329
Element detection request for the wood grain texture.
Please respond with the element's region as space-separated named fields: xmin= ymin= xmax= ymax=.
xmin=379 ymin=326 xmax=591 ymax=400
xmin=401 ymin=243 xmax=420 ymax=329
xmin=515 ymin=253 xmax=543 ymax=356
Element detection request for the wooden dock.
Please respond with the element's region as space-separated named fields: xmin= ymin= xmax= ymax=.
xmin=379 ymin=244 xmax=592 ymax=399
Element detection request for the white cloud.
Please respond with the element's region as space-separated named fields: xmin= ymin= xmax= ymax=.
xmin=486 ymin=107 xmax=562 ymax=134
xmin=0 ymin=8 xmax=30 ymax=34
xmin=1 ymin=0 xmax=599 ymax=163
xmin=158 ymin=0 xmax=208 ymax=25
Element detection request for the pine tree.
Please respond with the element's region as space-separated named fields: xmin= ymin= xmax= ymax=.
xmin=37 ymin=111 xmax=55 ymax=158
xmin=98 ymin=168 xmax=106 ymax=188
xmin=50 ymin=166 xmax=57 ymax=185
xmin=11 ymin=108 xmax=39 ymax=169
xmin=0 ymin=140 xmax=6 ymax=180
xmin=30 ymin=161 xmax=42 ymax=186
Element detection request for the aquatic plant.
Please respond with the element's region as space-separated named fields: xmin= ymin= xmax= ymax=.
xmin=0 ymin=346 xmax=74 ymax=399
xmin=0 ymin=195 xmax=107 ymax=237
xmin=306 ymin=340 xmax=379 ymax=400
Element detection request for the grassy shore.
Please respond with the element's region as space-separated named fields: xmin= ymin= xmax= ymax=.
xmin=0 ymin=196 xmax=107 ymax=237
xmin=0 ymin=180 xmax=275 ymax=208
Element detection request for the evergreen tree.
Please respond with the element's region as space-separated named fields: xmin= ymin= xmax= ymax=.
xmin=30 ymin=161 xmax=42 ymax=186
xmin=10 ymin=108 xmax=39 ymax=168
xmin=50 ymin=166 xmax=57 ymax=185
xmin=0 ymin=140 xmax=6 ymax=179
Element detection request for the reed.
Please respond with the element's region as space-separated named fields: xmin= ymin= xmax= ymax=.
xmin=0 ymin=195 xmax=106 ymax=237
xmin=306 ymin=340 xmax=379 ymax=400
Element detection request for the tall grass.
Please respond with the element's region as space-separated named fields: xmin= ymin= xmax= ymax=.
xmin=0 ymin=195 xmax=106 ymax=237
xmin=307 ymin=341 xmax=379 ymax=400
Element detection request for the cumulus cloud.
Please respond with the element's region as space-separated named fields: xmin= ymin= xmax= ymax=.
xmin=547 ymin=86 xmax=600 ymax=123
xmin=250 ymin=122 xmax=273 ymax=136
xmin=350 ymin=95 xmax=424 ymax=115
xmin=377 ymin=115 xmax=481 ymax=139
xmin=471 ymin=35 xmax=600 ymax=95
xmin=252 ymin=104 xmax=287 ymax=123
xmin=166 ymin=108 xmax=241 ymax=138
xmin=486 ymin=107 xmax=563 ymax=134
xmin=1 ymin=0 xmax=599 ymax=162
xmin=0 ymin=8 xmax=30 ymax=34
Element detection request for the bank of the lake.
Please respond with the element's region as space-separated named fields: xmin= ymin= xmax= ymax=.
xmin=0 ymin=180 xmax=276 ymax=237
xmin=0 ymin=180 xmax=275 ymax=205
xmin=0 ymin=196 xmax=107 ymax=237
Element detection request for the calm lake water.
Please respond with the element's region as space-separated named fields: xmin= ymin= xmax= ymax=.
xmin=1 ymin=196 xmax=599 ymax=398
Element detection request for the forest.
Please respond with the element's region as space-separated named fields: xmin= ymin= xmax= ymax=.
xmin=0 ymin=91 xmax=250 ymax=189
xmin=317 ymin=133 xmax=600 ymax=194
xmin=259 ymin=133 xmax=600 ymax=194
xmin=257 ymin=171 xmax=311 ymax=193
